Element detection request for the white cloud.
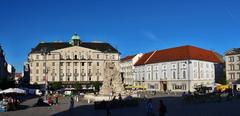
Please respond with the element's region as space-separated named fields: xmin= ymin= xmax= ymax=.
xmin=143 ymin=31 xmax=159 ymax=41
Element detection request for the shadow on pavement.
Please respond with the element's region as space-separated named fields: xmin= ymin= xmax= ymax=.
xmin=52 ymin=96 xmax=181 ymax=116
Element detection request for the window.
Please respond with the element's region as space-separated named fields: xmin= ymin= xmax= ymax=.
xmin=67 ymin=62 xmax=70 ymax=66
xmin=36 ymin=62 xmax=39 ymax=67
xmin=183 ymin=70 xmax=186 ymax=79
xmin=52 ymin=54 xmax=55 ymax=59
xmin=52 ymin=76 xmax=55 ymax=81
xmin=43 ymin=69 xmax=45 ymax=73
xmin=172 ymin=84 xmax=186 ymax=90
xmin=88 ymin=62 xmax=92 ymax=66
xmin=75 ymin=69 xmax=77 ymax=73
xmin=229 ymin=56 xmax=234 ymax=62
xmin=52 ymin=69 xmax=55 ymax=73
xmin=148 ymin=73 xmax=150 ymax=80
xmin=194 ymin=62 xmax=197 ymax=67
xmin=36 ymin=76 xmax=39 ymax=81
xmin=74 ymin=62 xmax=78 ymax=66
xmin=230 ymin=73 xmax=235 ymax=79
xmin=43 ymin=62 xmax=46 ymax=66
xmin=67 ymin=55 xmax=70 ymax=59
xmin=238 ymin=56 xmax=240 ymax=61
xmin=60 ymin=62 xmax=63 ymax=66
xmin=163 ymin=71 xmax=166 ymax=79
xmin=206 ymin=64 xmax=209 ymax=68
xmin=206 ymin=71 xmax=209 ymax=78
xmin=112 ymin=55 xmax=115 ymax=60
xmin=52 ymin=62 xmax=55 ymax=66
xmin=36 ymin=69 xmax=39 ymax=74
xmin=81 ymin=62 xmax=84 ymax=66
xmin=97 ymin=54 xmax=99 ymax=59
xmin=36 ymin=55 xmax=39 ymax=60
xmin=155 ymin=72 xmax=158 ymax=80
xmin=172 ymin=71 xmax=176 ymax=79
xmin=74 ymin=55 xmax=78 ymax=60
xmin=229 ymin=64 xmax=235 ymax=70
xmin=81 ymin=69 xmax=84 ymax=73
xmin=106 ymin=55 xmax=108 ymax=59
xmin=97 ymin=76 xmax=99 ymax=81
xmin=172 ymin=64 xmax=176 ymax=69
xmin=89 ymin=69 xmax=91 ymax=73
xmin=97 ymin=62 xmax=99 ymax=66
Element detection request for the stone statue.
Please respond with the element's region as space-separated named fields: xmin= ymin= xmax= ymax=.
xmin=99 ymin=62 xmax=125 ymax=95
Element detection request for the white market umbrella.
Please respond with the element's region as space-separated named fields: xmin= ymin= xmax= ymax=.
xmin=0 ymin=88 xmax=26 ymax=94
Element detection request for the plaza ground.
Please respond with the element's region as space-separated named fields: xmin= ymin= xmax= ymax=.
xmin=1 ymin=94 xmax=240 ymax=116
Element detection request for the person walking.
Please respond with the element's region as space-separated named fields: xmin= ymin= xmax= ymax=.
xmin=69 ymin=97 xmax=74 ymax=110
xmin=106 ymin=102 xmax=111 ymax=116
xmin=158 ymin=100 xmax=167 ymax=116
xmin=55 ymin=93 xmax=59 ymax=104
xmin=146 ymin=99 xmax=154 ymax=116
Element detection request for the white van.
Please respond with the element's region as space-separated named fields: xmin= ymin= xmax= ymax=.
xmin=35 ymin=89 xmax=42 ymax=96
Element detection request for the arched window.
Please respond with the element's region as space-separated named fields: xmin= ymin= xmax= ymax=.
xmin=75 ymin=55 xmax=78 ymax=60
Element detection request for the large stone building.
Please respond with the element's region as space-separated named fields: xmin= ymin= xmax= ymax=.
xmin=225 ymin=48 xmax=240 ymax=83
xmin=120 ymin=53 xmax=143 ymax=86
xmin=133 ymin=45 xmax=223 ymax=92
xmin=27 ymin=33 xmax=120 ymax=87
xmin=0 ymin=45 xmax=8 ymax=78
xmin=0 ymin=45 xmax=15 ymax=79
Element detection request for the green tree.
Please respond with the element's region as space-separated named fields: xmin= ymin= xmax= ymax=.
xmin=73 ymin=82 xmax=81 ymax=90
xmin=31 ymin=82 xmax=40 ymax=89
xmin=91 ymin=81 xmax=102 ymax=92
xmin=50 ymin=82 xmax=62 ymax=90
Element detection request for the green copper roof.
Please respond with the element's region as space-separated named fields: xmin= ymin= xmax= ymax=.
xmin=71 ymin=33 xmax=80 ymax=40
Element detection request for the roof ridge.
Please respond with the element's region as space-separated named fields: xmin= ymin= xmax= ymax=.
xmin=144 ymin=50 xmax=157 ymax=64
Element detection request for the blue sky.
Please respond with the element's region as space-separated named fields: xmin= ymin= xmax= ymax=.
xmin=0 ymin=0 xmax=240 ymax=72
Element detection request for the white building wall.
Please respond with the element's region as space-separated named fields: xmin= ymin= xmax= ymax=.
xmin=134 ymin=60 xmax=215 ymax=92
xmin=120 ymin=53 xmax=143 ymax=85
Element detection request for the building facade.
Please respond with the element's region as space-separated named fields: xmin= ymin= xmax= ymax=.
xmin=27 ymin=33 xmax=120 ymax=87
xmin=133 ymin=46 xmax=223 ymax=92
xmin=120 ymin=53 xmax=143 ymax=86
xmin=0 ymin=45 xmax=15 ymax=79
xmin=225 ymin=48 xmax=240 ymax=83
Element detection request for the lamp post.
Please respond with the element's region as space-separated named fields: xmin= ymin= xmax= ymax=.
xmin=40 ymin=48 xmax=51 ymax=101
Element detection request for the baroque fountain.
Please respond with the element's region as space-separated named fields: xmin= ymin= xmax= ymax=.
xmin=84 ymin=62 xmax=126 ymax=101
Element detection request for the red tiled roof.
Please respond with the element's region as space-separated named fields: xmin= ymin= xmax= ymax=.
xmin=120 ymin=55 xmax=136 ymax=62
xmin=134 ymin=51 xmax=154 ymax=66
xmin=134 ymin=45 xmax=223 ymax=66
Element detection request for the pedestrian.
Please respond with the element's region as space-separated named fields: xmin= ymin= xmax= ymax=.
xmin=55 ymin=94 xmax=59 ymax=104
xmin=158 ymin=100 xmax=167 ymax=116
xmin=106 ymin=102 xmax=111 ymax=116
xmin=69 ymin=97 xmax=74 ymax=110
xmin=146 ymin=99 xmax=154 ymax=116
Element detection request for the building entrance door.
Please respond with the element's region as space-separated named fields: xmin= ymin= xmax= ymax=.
xmin=160 ymin=81 xmax=167 ymax=92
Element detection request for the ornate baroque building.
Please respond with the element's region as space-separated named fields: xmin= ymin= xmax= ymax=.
xmin=27 ymin=34 xmax=120 ymax=87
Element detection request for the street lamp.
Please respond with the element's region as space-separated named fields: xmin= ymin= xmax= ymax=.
xmin=40 ymin=47 xmax=51 ymax=101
